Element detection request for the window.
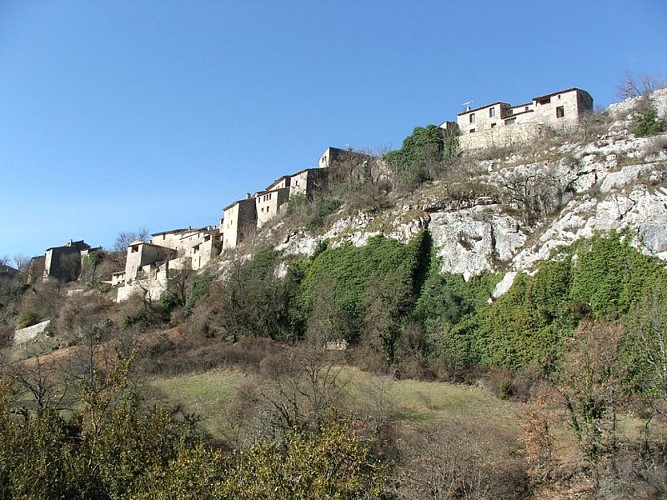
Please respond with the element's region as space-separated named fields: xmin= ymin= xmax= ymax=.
xmin=505 ymin=117 xmax=516 ymax=126
xmin=556 ymin=106 xmax=565 ymax=118
xmin=525 ymin=106 xmax=529 ymax=112
xmin=538 ymin=97 xmax=551 ymax=105
xmin=507 ymin=109 xmax=514 ymax=116
xmin=489 ymin=107 xmax=495 ymax=118
xmin=491 ymin=123 xmax=496 ymax=128
xmin=469 ymin=113 xmax=475 ymax=124
xmin=470 ymin=128 xmax=476 ymax=133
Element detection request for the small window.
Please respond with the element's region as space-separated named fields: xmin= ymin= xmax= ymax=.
xmin=556 ymin=106 xmax=565 ymax=118
xmin=505 ymin=118 xmax=516 ymax=126
xmin=507 ymin=109 xmax=514 ymax=116
xmin=469 ymin=113 xmax=475 ymax=124
xmin=470 ymin=128 xmax=476 ymax=133
xmin=490 ymin=123 xmax=496 ymax=128
xmin=489 ymin=107 xmax=495 ymax=118
xmin=538 ymin=97 xmax=551 ymax=105
xmin=525 ymin=106 xmax=529 ymax=112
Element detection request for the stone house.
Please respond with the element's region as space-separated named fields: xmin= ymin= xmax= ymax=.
xmin=124 ymin=241 xmax=177 ymax=284
xmin=150 ymin=228 xmax=197 ymax=250
xmin=289 ymin=167 xmax=329 ymax=200
xmin=256 ymin=187 xmax=291 ymax=229
xmin=221 ymin=197 xmax=257 ymax=251
xmin=43 ymin=240 xmax=92 ymax=283
xmin=451 ymin=88 xmax=593 ymax=150
xmin=183 ymin=228 xmax=222 ymax=270
xmin=115 ymin=226 xmax=221 ymax=301
xmin=319 ymin=147 xmax=368 ymax=169
xmin=149 ymin=227 xmax=222 ymax=270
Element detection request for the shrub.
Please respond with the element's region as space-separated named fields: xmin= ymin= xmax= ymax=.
xmin=633 ymin=105 xmax=666 ymax=137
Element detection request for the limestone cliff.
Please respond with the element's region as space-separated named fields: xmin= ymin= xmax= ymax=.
xmin=225 ymin=91 xmax=667 ymax=298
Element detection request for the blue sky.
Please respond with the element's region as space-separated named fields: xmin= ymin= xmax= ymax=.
xmin=1 ymin=0 xmax=665 ymax=260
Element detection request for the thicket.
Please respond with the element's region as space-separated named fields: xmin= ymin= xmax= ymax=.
xmin=444 ymin=233 xmax=667 ymax=375
xmin=384 ymin=125 xmax=460 ymax=189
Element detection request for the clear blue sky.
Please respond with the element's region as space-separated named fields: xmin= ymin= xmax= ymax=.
xmin=1 ymin=0 xmax=665 ymax=260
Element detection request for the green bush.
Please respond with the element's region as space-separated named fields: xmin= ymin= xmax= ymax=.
xmin=632 ymin=105 xmax=666 ymax=137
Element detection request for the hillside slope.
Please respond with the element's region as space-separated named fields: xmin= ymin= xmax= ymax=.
xmin=241 ymin=90 xmax=667 ymax=300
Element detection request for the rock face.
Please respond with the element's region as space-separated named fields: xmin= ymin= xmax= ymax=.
xmin=429 ymin=208 xmax=525 ymax=280
xmin=268 ymin=91 xmax=667 ymax=297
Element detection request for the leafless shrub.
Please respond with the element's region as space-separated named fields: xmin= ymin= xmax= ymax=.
xmin=617 ymin=71 xmax=666 ymax=99
xmin=387 ymin=421 xmax=528 ymax=499
xmin=224 ymin=343 xmax=348 ymax=444
xmin=347 ymin=179 xmax=393 ymax=213
xmin=497 ymin=166 xmax=563 ymax=224
xmin=56 ymin=292 xmax=115 ymax=344
xmin=645 ymin=135 xmax=667 ymax=157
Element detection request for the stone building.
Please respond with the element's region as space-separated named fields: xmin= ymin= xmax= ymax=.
xmin=221 ymin=197 xmax=257 ymax=251
xmin=124 ymin=241 xmax=177 ymax=284
xmin=289 ymin=168 xmax=329 ymax=200
xmin=451 ymin=88 xmax=593 ymax=150
xmin=256 ymin=187 xmax=290 ymax=229
xmin=319 ymin=147 xmax=369 ymax=169
xmin=182 ymin=228 xmax=222 ymax=270
xmin=43 ymin=240 xmax=92 ymax=283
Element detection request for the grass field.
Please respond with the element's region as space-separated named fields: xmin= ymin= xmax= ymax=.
xmin=148 ymin=366 xmax=520 ymax=440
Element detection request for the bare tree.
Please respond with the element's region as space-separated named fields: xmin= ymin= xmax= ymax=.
xmin=617 ymin=71 xmax=666 ymax=99
xmin=10 ymin=353 xmax=73 ymax=417
xmin=112 ymin=228 xmax=149 ymax=253
xmin=497 ymin=167 xmax=562 ymax=224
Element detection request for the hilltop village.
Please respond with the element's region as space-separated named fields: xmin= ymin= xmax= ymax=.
xmin=24 ymin=87 xmax=594 ymax=302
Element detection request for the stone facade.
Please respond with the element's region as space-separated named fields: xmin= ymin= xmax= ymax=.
xmin=319 ymin=146 xmax=369 ymax=169
xmin=124 ymin=241 xmax=177 ymax=284
xmin=221 ymin=198 xmax=258 ymax=251
xmin=43 ymin=240 xmax=92 ymax=283
xmin=451 ymin=88 xmax=593 ymax=150
xmin=256 ymin=187 xmax=290 ymax=229
xmin=289 ymin=168 xmax=329 ymax=200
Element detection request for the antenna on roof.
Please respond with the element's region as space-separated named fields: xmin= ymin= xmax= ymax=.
xmin=462 ymin=100 xmax=473 ymax=112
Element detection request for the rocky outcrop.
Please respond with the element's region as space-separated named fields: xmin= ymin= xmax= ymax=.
xmin=261 ymin=92 xmax=667 ymax=298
